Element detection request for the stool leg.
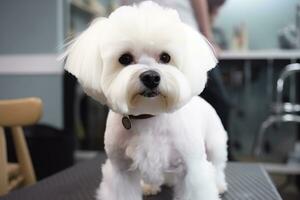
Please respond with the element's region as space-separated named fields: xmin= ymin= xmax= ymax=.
xmin=253 ymin=116 xmax=274 ymax=156
xmin=11 ymin=126 xmax=36 ymax=186
xmin=0 ymin=127 xmax=8 ymax=195
xmin=254 ymin=114 xmax=300 ymax=156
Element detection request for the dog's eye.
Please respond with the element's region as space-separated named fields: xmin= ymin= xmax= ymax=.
xmin=159 ymin=52 xmax=171 ymax=64
xmin=119 ymin=53 xmax=134 ymax=66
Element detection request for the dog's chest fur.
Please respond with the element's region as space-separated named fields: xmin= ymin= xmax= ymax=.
xmin=125 ymin=119 xmax=184 ymax=185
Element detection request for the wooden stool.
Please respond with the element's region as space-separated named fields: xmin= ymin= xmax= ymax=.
xmin=0 ymin=97 xmax=43 ymax=195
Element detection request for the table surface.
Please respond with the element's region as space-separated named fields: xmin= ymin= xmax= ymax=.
xmin=0 ymin=154 xmax=282 ymax=200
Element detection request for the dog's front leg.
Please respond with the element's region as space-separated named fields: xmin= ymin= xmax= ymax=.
xmin=173 ymin=159 xmax=220 ymax=200
xmin=97 ymin=159 xmax=142 ymax=200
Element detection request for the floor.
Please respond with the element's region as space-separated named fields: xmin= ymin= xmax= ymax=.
xmin=272 ymin=174 xmax=300 ymax=200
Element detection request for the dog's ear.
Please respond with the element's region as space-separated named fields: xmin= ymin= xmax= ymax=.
xmin=64 ymin=18 xmax=107 ymax=104
xmin=184 ymin=24 xmax=218 ymax=71
xmin=182 ymin=24 xmax=218 ymax=95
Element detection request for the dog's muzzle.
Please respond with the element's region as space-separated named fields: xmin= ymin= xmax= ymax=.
xmin=139 ymin=70 xmax=160 ymax=97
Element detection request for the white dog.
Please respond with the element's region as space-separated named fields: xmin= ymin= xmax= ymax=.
xmin=64 ymin=1 xmax=228 ymax=200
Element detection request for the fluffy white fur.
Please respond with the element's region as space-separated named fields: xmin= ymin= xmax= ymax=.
xmin=64 ymin=1 xmax=227 ymax=200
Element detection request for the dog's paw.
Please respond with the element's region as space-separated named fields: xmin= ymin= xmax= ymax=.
xmin=215 ymin=170 xmax=227 ymax=194
xmin=141 ymin=181 xmax=161 ymax=196
xmin=217 ymin=181 xmax=228 ymax=194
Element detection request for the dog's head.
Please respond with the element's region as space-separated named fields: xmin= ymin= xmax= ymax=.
xmin=64 ymin=1 xmax=217 ymax=115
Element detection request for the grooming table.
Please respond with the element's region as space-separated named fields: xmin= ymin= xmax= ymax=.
xmin=0 ymin=154 xmax=282 ymax=200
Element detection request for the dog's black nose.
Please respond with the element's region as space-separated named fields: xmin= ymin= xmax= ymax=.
xmin=139 ymin=70 xmax=160 ymax=89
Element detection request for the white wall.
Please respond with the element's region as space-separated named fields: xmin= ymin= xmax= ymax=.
xmin=0 ymin=0 xmax=66 ymax=128
xmin=215 ymin=0 xmax=299 ymax=49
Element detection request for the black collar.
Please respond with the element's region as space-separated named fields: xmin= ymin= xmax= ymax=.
xmin=122 ymin=114 xmax=155 ymax=130
xmin=129 ymin=114 xmax=155 ymax=119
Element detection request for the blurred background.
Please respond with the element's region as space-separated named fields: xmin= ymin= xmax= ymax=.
xmin=0 ymin=0 xmax=300 ymax=199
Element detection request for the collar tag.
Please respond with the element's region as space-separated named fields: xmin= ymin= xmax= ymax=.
xmin=122 ymin=116 xmax=131 ymax=130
